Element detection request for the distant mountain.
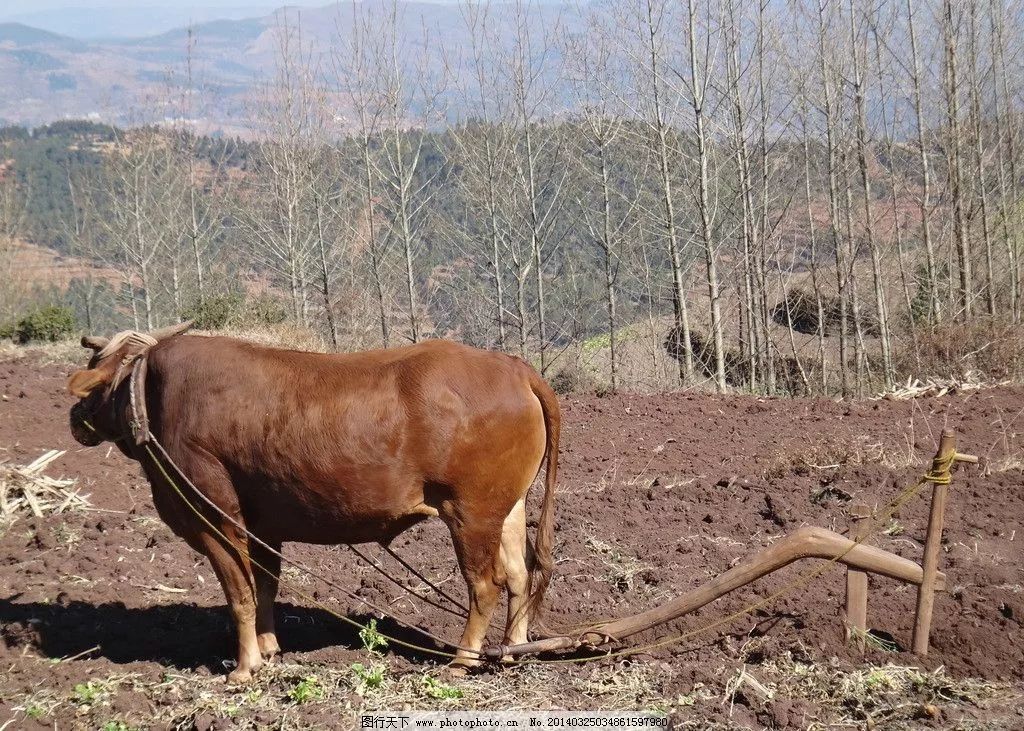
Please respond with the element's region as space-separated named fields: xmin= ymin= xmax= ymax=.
xmin=0 ymin=2 xmax=577 ymax=134
xmin=0 ymin=22 xmax=86 ymax=49
xmin=2 ymin=5 xmax=287 ymax=40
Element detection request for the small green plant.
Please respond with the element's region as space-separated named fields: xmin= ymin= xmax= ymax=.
xmin=582 ymin=332 xmax=612 ymax=353
xmin=287 ymin=675 xmax=324 ymax=704
xmin=24 ymin=705 xmax=45 ymax=720
xmin=72 ymin=680 xmax=105 ymax=705
xmin=863 ymin=669 xmax=894 ymax=690
xmin=351 ymin=662 xmax=386 ymax=695
xmin=421 ymin=674 xmax=464 ymax=700
xmin=182 ymin=292 xmax=289 ymax=330
xmin=359 ymin=619 xmax=388 ymax=654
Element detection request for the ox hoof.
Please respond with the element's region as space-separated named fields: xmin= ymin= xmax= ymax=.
xmin=258 ymin=633 xmax=281 ymax=661
xmin=444 ymin=662 xmax=474 ymax=678
xmin=226 ymin=667 xmax=254 ymax=685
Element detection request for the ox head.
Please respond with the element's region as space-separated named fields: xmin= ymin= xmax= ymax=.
xmin=67 ymin=322 xmax=193 ymax=446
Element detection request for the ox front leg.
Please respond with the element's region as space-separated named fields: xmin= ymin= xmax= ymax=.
xmin=447 ymin=521 xmax=505 ymax=670
xmin=200 ymin=530 xmax=262 ymax=684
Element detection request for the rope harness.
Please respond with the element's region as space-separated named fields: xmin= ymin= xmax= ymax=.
xmin=74 ymin=351 xmax=967 ymax=667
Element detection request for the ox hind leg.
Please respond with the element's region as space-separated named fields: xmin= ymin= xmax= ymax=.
xmin=251 ymin=541 xmax=282 ymax=661
xmin=499 ymin=498 xmax=530 ymax=647
xmin=444 ymin=515 xmax=506 ymax=669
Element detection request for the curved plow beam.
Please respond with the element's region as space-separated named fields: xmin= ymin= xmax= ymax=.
xmin=487 ymin=526 xmax=945 ymax=659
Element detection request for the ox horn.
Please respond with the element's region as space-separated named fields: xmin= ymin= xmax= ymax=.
xmin=81 ymin=335 xmax=110 ymax=351
xmin=149 ymin=321 xmax=194 ymax=341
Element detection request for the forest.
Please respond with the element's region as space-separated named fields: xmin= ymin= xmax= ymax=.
xmin=1 ymin=0 xmax=1022 ymax=397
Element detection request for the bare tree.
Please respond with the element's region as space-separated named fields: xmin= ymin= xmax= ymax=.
xmin=566 ymin=10 xmax=645 ymax=391
xmin=849 ymin=0 xmax=894 ymax=389
xmin=630 ymin=0 xmax=694 ymax=383
xmin=906 ymin=0 xmax=941 ymax=324
xmin=96 ymin=126 xmax=184 ymax=330
xmin=372 ymin=6 xmax=448 ymax=344
xmin=336 ymin=1 xmax=392 ymax=346
xmin=507 ymin=0 xmax=568 ymax=370
xmin=0 ymin=164 xmax=30 ymax=322
xmin=681 ymin=0 xmax=726 ymax=391
xmin=990 ymin=0 xmax=1021 ymax=320
xmin=451 ymin=0 xmax=516 ymax=349
xmin=725 ymin=0 xmax=761 ymax=390
xmin=942 ymin=0 xmax=972 ymax=319
xmin=966 ymin=0 xmax=996 ymax=316
xmin=816 ymin=0 xmax=852 ymax=396
xmin=241 ymin=13 xmax=322 ymax=326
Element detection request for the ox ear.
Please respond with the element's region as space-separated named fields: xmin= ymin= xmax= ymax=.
xmin=68 ymin=369 xmax=110 ymax=398
xmin=150 ymin=320 xmax=193 ymax=342
xmin=81 ymin=335 xmax=110 ymax=352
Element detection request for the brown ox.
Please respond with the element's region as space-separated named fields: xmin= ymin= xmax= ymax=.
xmin=66 ymin=324 xmax=559 ymax=682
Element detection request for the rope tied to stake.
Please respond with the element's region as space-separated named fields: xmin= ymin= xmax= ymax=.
xmin=923 ymin=449 xmax=957 ymax=485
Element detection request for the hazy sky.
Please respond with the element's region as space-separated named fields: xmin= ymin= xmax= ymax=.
xmin=0 ymin=1 xmax=324 ymax=14
xmin=0 ymin=0 xmax=462 ymax=35
xmin=1 ymin=0 xmax=458 ymax=13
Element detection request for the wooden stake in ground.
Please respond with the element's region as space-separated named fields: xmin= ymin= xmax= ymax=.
xmin=913 ymin=430 xmax=977 ymax=655
xmin=845 ymin=503 xmax=871 ymax=650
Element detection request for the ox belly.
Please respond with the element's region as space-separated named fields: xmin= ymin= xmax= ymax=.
xmin=223 ymin=465 xmax=441 ymax=547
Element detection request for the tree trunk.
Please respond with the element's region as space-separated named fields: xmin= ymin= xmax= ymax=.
xmin=943 ymin=0 xmax=972 ymax=319
xmin=686 ymin=0 xmax=726 ymax=392
xmin=907 ymin=0 xmax=941 ymax=324
xmin=849 ymin=0 xmax=894 ymax=389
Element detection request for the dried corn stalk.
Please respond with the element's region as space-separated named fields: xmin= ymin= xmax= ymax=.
xmin=0 ymin=450 xmax=90 ymax=523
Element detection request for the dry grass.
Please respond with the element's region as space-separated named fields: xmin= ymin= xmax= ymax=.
xmin=0 ymin=338 xmax=83 ymax=365
xmin=585 ymin=536 xmax=657 ymax=593
xmin=983 ymin=404 xmax=1024 ymax=475
xmin=6 ymin=647 xmax=1016 ymax=731
xmin=873 ymin=371 xmax=1005 ymax=401
xmin=0 ymin=450 xmax=90 ymax=529
xmin=762 ymin=434 xmax=921 ymax=482
xmin=3 ymin=657 xmax=683 ymax=730
xmin=208 ymin=324 xmax=328 ymax=353
xmin=734 ymin=640 xmax=1017 ymax=730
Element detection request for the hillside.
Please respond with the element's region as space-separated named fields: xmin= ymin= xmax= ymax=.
xmin=0 ymin=1 xmax=577 ymax=132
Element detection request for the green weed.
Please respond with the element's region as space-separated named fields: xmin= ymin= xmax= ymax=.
xmin=421 ymin=674 xmax=464 ymax=700
xmin=359 ymin=619 xmax=389 ymax=654
xmin=287 ymin=675 xmax=324 ymax=704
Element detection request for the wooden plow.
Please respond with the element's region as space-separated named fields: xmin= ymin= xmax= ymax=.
xmin=485 ymin=430 xmax=977 ymax=661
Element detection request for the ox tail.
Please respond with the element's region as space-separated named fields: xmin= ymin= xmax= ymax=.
xmin=525 ymin=368 xmax=560 ymax=636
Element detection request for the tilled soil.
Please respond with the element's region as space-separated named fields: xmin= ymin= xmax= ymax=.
xmin=1 ymin=355 xmax=1022 ymax=730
